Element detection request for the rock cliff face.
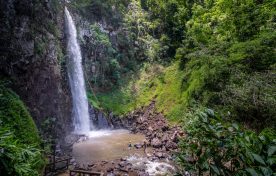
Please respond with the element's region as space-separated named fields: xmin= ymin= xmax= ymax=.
xmin=72 ymin=3 xmax=138 ymax=91
xmin=76 ymin=15 xmax=119 ymax=90
xmin=0 ymin=0 xmax=72 ymax=138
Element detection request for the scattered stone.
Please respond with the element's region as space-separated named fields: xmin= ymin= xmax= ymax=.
xmin=118 ymin=167 xmax=128 ymax=173
xmin=147 ymin=126 xmax=153 ymax=131
xmin=120 ymin=158 xmax=127 ymax=161
xmin=165 ymin=141 xmax=178 ymax=150
xmin=146 ymin=132 xmax=152 ymax=138
xmin=138 ymin=172 xmax=150 ymax=176
xmin=161 ymin=134 xmax=169 ymax=142
xmin=156 ymin=132 xmax=163 ymax=138
xmin=88 ymin=163 xmax=95 ymax=167
xmin=149 ymin=156 xmax=158 ymax=161
xmin=107 ymin=167 xmax=114 ymax=172
xmin=70 ymin=158 xmax=76 ymax=164
xmin=107 ymin=173 xmax=115 ymax=176
xmin=154 ymin=152 xmax=163 ymax=158
xmin=134 ymin=143 xmax=143 ymax=149
xmin=151 ymin=138 xmax=162 ymax=148
xmin=119 ymin=161 xmax=128 ymax=168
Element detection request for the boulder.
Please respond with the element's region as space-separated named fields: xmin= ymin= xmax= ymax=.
xmin=120 ymin=157 xmax=127 ymax=161
xmin=134 ymin=143 xmax=143 ymax=149
xmin=119 ymin=161 xmax=131 ymax=168
xmin=154 ymin=152 xmax=164 ymax=158
xmin=88 ymin=163 xmax=95 ymax=167
xmin=151 ymin=138 xmax=162 ymax=148
xmin=165 ymin=141 xmax=178 ymax=150
xmin=156 ymin=132 xmax=163 ymax=138
xmin=161 ymin=133 xmax=169 ymax=143
xmin=146 ymin=132 xmax=152 ymax=137
xmin=138 ymin=172 xmax=150 ymax=176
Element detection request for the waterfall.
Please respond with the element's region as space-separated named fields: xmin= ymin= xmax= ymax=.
xmin=65 ymin=7 xmax=92 ymax=133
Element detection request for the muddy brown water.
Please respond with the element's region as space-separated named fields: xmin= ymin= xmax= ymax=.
xmin=73 ymin=129 xmax=148 ymax=164
xmin=72 ymin=129 xmax=176 ymax=176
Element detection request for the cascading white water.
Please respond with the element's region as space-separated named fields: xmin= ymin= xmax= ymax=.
xmin=65 ymin=7 xmax=92 ymax=133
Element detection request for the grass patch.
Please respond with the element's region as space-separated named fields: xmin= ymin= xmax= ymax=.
xmin=90 ymin=62 xmax=189 ymax=122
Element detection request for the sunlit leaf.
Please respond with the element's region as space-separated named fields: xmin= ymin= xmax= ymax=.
xmin=210 ymin=164 xmax=220 ymax=175
xmin=232 ymin=123 xmax=239 ymax=130
xmin=252 ymin=153 xmax=266 ymax=165
xmin=259 ymin=166 xmax=273 ymax=176
xmin=266 ymin=157 xmax=276 ymax=166
xmin=246 ymin=168 xmax=258 ymax=176
xmin=268 ymin=146 xmax=276 ymax=157
xmin=206 ymin=109 xmax=214 ymax=117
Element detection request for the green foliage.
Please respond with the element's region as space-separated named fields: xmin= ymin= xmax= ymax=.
xmin=81 ymin=0 xmax=275 ymax=129
xmin=0 ymin=127 xmax=43 ymax=176
xmin=0 ymin=85 xmax=44 ymax=175
xmin=177 ymin=109 xmax=276 ymax=176
xmin=228 ymin=31 xmax=276 ymax=71
xmin=87 ymin=92 xmax=100 ymax=109
xmin=221 ymin=70 xmax=276 ymax=130
xmin=91 ymin=62 xmax=186 ymax=121
xmin=49 ymin=0 xmax=63 ymax=15
xmin=84 ymin=23 xmax=123 ymax=86
xmin=90 ymin=86 xmax=134 ymax=115
xmin=34 ymin=37 xmax=47 ymax=56
xmin=90 ymin=24 xmax=112 ymax=47
xmin=71 ymin=0 xmax=127 ymax=27
xmin=78 ymin=1 xmax=275 ymax=175
xmin=0 ymin=86 xmax=41 ymax=145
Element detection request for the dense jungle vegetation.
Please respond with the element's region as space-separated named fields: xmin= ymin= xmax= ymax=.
xmin=75 ymin=0 xmax=276 ymax=175
xmin=80 ymin=0 xmax=275 ymax=129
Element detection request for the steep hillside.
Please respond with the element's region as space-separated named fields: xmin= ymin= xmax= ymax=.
xmin=82 ymin=0 xmax=275 ymax=130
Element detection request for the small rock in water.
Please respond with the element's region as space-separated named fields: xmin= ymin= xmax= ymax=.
xmin=119 ymin=167 xmax=128 ymax=173
xmin=70 ymin=158 xmax=76 ymax=163
xmin=119 ymin=161 xmax=132 ymax=168
xmin=88 ymin=163 xmax=95 ymax=167
xmin=134 ymin=143 xmax=143 ymax=149
xmin=107 ymin=167 xmax=114 ymax=172
xmin=107 ymin=173 xmax=115 ymax=176
xmin=154 ymin=152 xmax=163 ymax=158
xmin=121 ymin=157 xmax=127 ymax=161
xmin=165 ymin=141 xmax=178 ymax=150
xmin=138 ymin=172 xmax=149 ymax=176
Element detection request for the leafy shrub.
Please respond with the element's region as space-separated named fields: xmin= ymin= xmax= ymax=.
xmin=0 ymin=86 xmax=40 ymax=145
xmin=221 ymin=70 xmax=276 ymax=129
xmin=80 ymin=0 xmax=275 ymax=131
xmin=177 ymin=109 xmax=276 ymax=176
xmin=228 ymin=31 xmax=276 ymax=71
xmin=0 ymin=85 xmax=44 ymax=175
xmin=0 ymin=127 xmax=43 ymax=176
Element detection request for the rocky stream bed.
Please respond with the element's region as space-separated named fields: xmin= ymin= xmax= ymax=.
xmin=59 ymin=102 xmax=185 ymax=176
